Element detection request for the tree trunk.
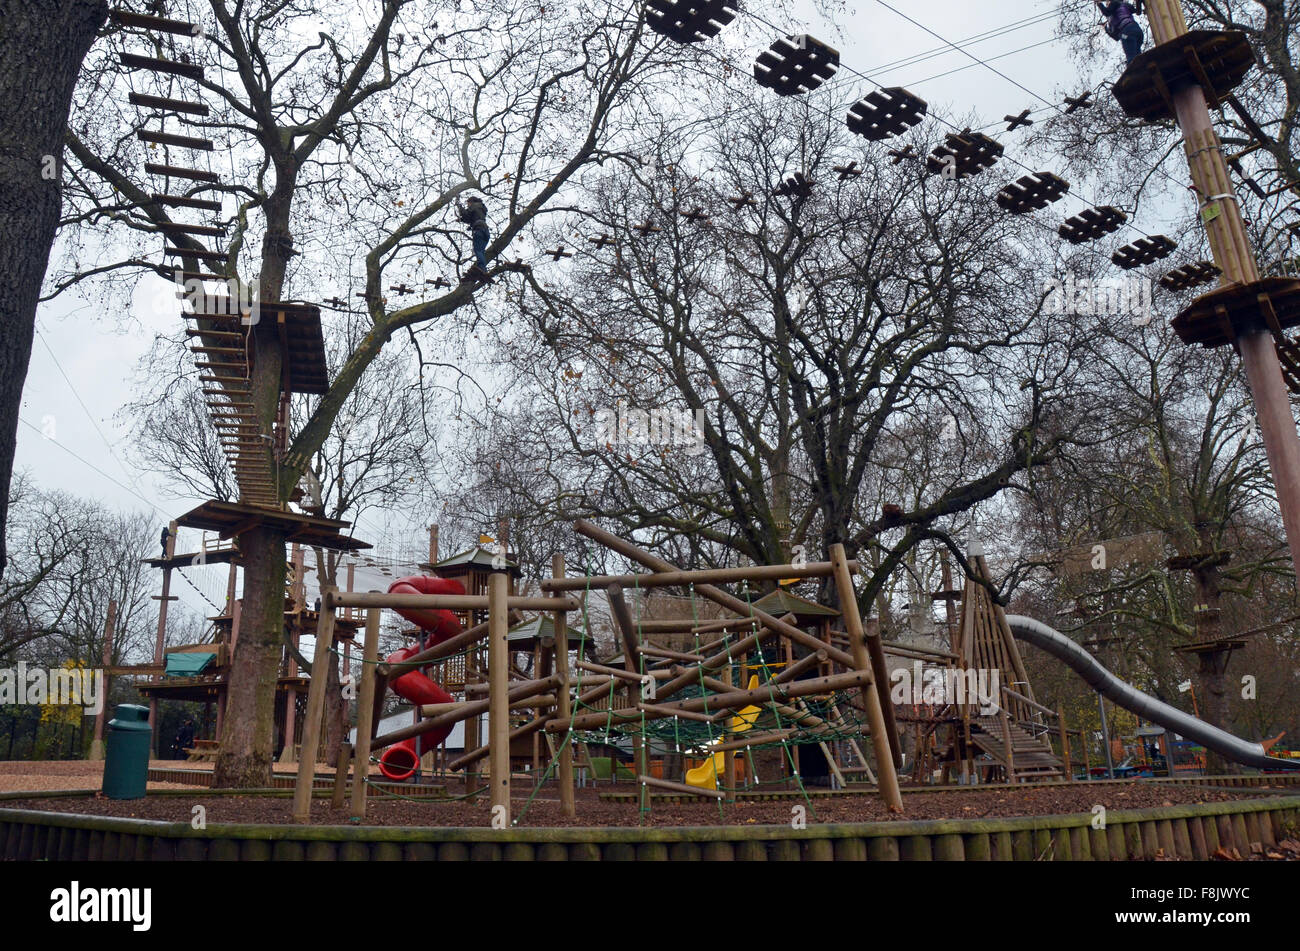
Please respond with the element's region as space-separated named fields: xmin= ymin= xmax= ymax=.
xmin=212 ymin=185 xmax=296 ymax=787
xmin=0 ymin=0 xmax=107 ymax=578
xmin=213 ymin=525 xmax=288 ymax=787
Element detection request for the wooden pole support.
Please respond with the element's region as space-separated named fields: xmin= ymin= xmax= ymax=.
xmin=350 ymin=608 xmax=382 ymax=819
xmin=292 ymin=586 xmax=337 ymax=823
xmin=830 ymin=543 xmax=904 ymax=812
xmin=332 ymin=742 xmax=352 ymax=810
xmin=552 ymin=553 xmax=576 ymax=817
xmin=488 ymin=572 xmax=511 ymax=823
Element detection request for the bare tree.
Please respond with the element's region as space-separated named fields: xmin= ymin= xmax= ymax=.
xmin=0 ymin=0 xmax=109 ymax=580
xmin=54 ymin=0 xmax=683 ymax=785
xmin=439 ymin=97 xmax=1097 ymax=617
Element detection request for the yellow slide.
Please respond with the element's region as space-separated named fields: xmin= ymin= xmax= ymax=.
xmin=685 ymin=675 xmax=762 ymax=789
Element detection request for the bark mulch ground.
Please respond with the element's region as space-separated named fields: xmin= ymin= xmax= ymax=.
xmin=0 ymin=780 xmax=1277 ymax=829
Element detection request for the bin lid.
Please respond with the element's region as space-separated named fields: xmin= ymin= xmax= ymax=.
xmin=109 ymin=704 xmax=152 ymax=727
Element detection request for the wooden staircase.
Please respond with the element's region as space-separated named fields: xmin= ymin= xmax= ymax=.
xmin=970 ymin=716 xmax=1063 ymax=780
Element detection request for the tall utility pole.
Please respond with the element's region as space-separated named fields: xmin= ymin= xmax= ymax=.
xmin=1114 ymin=3 xmax=1300 ymax=575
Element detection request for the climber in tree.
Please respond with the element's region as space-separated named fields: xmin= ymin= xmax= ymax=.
xmin=1096 ymin=1 xmax=1145 ymax=64
xmin=455 ymin=195 xmax=490 ymax=281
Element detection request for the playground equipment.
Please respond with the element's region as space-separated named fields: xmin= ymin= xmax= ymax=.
xmin=684 ymin=675 xmax=762 ymax=789
xmin=1006 ymin=615 xmax=1300 ymax=773
xmin=376 ymin=576 xmax=464 ymax=781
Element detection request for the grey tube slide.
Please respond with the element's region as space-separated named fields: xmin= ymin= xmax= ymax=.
xmin=1005 ymin=615 xmax=1300 ymax=772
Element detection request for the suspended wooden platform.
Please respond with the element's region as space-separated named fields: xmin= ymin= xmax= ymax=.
xmin=175 ymin=500 xmax=371 ymax=551
xmin=1113 ymin=30 xmax=1255 ymax=123
xmin=1171 ymin=276 xmax=1300 ymax=348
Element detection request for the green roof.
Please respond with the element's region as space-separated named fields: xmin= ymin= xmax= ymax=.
xmin=750 ymin=588 xmax=840 ymax=618
xmin=506 ymin=615 xmax=596 ymax=656
xmin=165 ymin=652 xmax=215 ymax=678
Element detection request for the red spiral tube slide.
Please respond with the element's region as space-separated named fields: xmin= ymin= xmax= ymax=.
xmin=376 ymin=576 xmax=465 ymax=781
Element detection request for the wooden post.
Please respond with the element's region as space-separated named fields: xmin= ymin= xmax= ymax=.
xmin=607 ymin=582 xmax=647 ymax=810
xmin=89 ymin=600 xmax=117 ymax=761
xmin=292 ymin=585 xmax=337 ymax=823
xmin=1058 ymin=705 xmax=1072 ymax=781
xmin=350 ymin=608 xmax=382 ymax=819
xmin=488 ymin=571 xmax=511 ymax=824
xmin=331 ymin=741 xmax=352 ymax=810
xmin=428 ymin=523 xmax=439 ymax=565
xmin=829 ymin=544 xmax=903 ymax=812
xmin=551 ymin=553 xmax=575 ymax=817
xmin=999 ymin=695 xmax=1017 ymax=784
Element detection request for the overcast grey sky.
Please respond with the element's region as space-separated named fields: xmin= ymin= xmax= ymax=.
xmin=17 ymin=0 xmax=1149 ymax=613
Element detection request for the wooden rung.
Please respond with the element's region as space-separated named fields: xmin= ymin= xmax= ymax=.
xmin=129 ymin=92 xmax=209 ymax=117
xmin=119 ymin=52 xmax=205 ymax=81
xmin=165 ymin=247 xmax=226 ymax=261
xmin=172 ymin=270 xmax=228 ymax=283
xmin=153 ymin=193 xmax=222 ymax=212
xmin=198 ymin=364 xmax=245 ymax=373
xmin=190 ymin=346 xmax=244 ymax=355
xmin=146 ymin=163 xmax=220 ymax=183
xmin=111 ymin=10 xmax=200 ymax=36
xmin=198 ymin=376 xmax=249 ymax=386
xmin=161 ymin=221 xmax=225 ymax=236
xmin=187 ymin=330 xmax=243 ymax=339
xmin=138 ymin=129 xmax=214 ymax=151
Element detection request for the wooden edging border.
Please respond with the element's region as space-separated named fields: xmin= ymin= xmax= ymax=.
xmin=1 ymin=790 xmax=1298 ymax=861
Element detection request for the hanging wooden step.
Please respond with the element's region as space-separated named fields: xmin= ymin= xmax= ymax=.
xmin=845 ymin=87 xmax=928 ymax=141
xmin=173 ymin=270 xmax=228 ymax=283
xmin=147 ymin=163 xmax=220 ymax=183
xmin=165 ymin=246 xmax=225 ymax=261
xmin=138 ymin=129 xmax=214 ymax=150
xmin=926 ymin=130 xmax=1003 ymax=180
xmin=111 ymin=9 xmax=200 ymax=36
xmin=190 ymin=345 xmax=244 ymax=355
xmin=753 ymin=35 xmax=839 ymax=96
xmin=199 ymin=375 xmax=249 ymax=386
xmin=1160 ymin=260 xmax=1221 ymax=292
xmin=162 ymin=221 xmax=225 ymax=237
xmin=119 ymin=52 xmax=204 ymax=80
xmin=1058 ymin=206 xmax=1127 ymax=244
xmin=154 ymin=193 xmax=222 ymax=212
xmin=645 ymin=0 xmax=738 ymax=43
xmin=1112 ymin=235 xmax=1177 ymax=270
xmin=996 ymin=172 xmax=1070 ymax=214
xmin=187 ymin=329 xmax=243 ymax=340
xmin=129 ymin=92 xmax=209 ymax=116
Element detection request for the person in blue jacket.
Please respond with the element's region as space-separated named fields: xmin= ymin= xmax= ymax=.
xmin=1097 ymin=1 xmax=1145 ymax=63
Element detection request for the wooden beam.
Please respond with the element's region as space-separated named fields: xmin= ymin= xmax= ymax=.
xmin=350 ymin=609 xmax=382 ymax=818
xmin=292 ymin=587 xmax=336 ymax=822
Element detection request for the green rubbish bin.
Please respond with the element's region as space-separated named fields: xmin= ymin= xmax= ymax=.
xmin=103 ymin=704 xmax=152 ymax=800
